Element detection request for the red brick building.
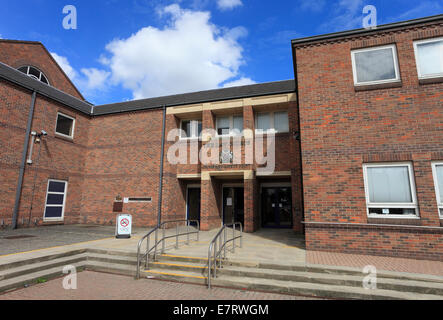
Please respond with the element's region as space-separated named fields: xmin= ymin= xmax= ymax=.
xmin=0 ymin=15 xmax=442 ymax=261
xmin=293 ymin=15 xmax=443 ymax=260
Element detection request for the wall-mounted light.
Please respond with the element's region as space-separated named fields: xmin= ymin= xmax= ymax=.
xmin=27 ymin=130 xmax=47 ymax=164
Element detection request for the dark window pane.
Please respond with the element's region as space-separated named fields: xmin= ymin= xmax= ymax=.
xmin=197 ymin=121 xmax=202 ymax=137
xmin=28 ymin=67 xmax=40 ymax=79
xmin=48 ymin=181 xmax=66 ymax=193
xmin=40 ymin=75 xmax=49 ymax=84
xmin=182 ymin=120 xmax=191 ymax=138
xmin=355 ymin=48 xmax=396 ymax=83
xmin=47 ymin=193 xmax=64 ymax=205
xmin=18 ymin=66 xmax=28 ymax=74
xmin=56 ymin=114 xmax=73 ymax=136
xmin=44 ymin=206 xmax=63 ymax=218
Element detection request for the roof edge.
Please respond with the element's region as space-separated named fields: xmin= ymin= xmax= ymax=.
xmin=292 ymin=14 xmax=443 ymax=46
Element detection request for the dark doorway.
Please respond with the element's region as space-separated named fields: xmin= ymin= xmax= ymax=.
xmin=222 ymin=187 xmax=244 ymax=226
xmin=187 ymin=187 xmax=201 ymax=226
xmin=261 ymin=186 xmax=292 ymax=228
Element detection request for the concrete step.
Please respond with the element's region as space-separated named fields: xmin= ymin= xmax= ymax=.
xmin=213 ymin=274 xmax=443 ymax=300
xmin=155 ymin=254 xmax=443 ymax=284
xmin=0 ymin=249 xmax=86 ymax=271
xmin=85 ymin=260 xmax=136 ymax=277
xmin=0 ymin=253 xmax=88 ymax=281
xmin=217 ymin=265 xmax=443 ymax=296
xmin=0 ymin=261 xmax=86 ymax=293
xmin=86 ymin=253 xmax=138 ymax=266
xmin=142 ymin=266 xmax=443 ymax=300
xmin=151 ymin=261 xmax=208 ymax=275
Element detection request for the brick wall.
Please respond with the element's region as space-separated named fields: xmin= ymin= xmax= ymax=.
xmin=0 ymin=41 xmax=84 ymax=100
xmin=0 ymin=80 xmax=90 ymax=228
xmin=295 ymin=21 xmax=443 ymax=260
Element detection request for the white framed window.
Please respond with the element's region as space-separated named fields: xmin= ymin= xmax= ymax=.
xmin=351 ymin=44 xmax=400 ymax=86
xmin=55 ymin=112 xmax=75 ymax=138
xmin=255 ymin=111 xmax=289 ymax=133
xmin=413 ymin=37 xmax=443 ymax=79
xmin=180 ymin=119 xmax=202 ymax=139
xmin=362 ymin=163 xmax=419 ymax=218
xmin=431 ymin=162 xmax=443 ymax=218
xmin=17 ymin=66 xmax=50 ymax=85
xmin=216 ymin=115 xmax=243 ymax=136
xmin=44 ymin=179 xmax=68 ymax=221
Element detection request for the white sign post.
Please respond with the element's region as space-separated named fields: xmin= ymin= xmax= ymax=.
xmin=116 ymin=214 xmax=132 ymax=239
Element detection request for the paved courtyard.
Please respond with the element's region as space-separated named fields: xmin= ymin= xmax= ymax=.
xmin=1 ymin=224 xmax=442 ymax=278
xmin=0 ymin=271 xmax=317 ymax=300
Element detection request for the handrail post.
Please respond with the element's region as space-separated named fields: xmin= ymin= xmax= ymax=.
xmin=162 ymin=226 xmax=165 ymax=254
xmin=232 ymin=225 xmax=235 ymax=253
xmin=187 ymin=222 xmax=190 ymax=245
xmin=146 ymin=236 xmax=150 ymax=269
xmin=240 ymin=223 xmax=243 ymax=248
xmin=208 ymin=245 xmax=212 ymax=289
xmin=197 ymin=221 xmax=200 ymax=241
xmin=214 ymin=239 xmax=217 ymax=278
xmin=176 ymin=223 xmax=179 ymax=249
xmin=223 ymin=227 xmax=227 ymax=260
xmin=154 ymin=228 xmax=158 ymax=261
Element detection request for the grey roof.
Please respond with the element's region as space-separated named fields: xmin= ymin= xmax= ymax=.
xmin=0 ymin=62 xmax=93 ymax=115
xmin=0 ymin=58 xmax=294 ymax=116
xmin=292 ymin=14 xmax=443 ymax=46
xmin=93 ymin=80 xmax=295 ymax=116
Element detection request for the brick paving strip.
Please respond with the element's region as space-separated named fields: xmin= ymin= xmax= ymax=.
xmin=0 ymin=271 xmax=319 ymax=300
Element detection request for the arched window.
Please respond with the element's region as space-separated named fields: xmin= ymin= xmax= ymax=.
xmin=17 ymin=66 xmax=49 ymax=85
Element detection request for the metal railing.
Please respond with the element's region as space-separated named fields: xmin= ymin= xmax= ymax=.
xmin=136 ymin=219 xmax=200 ymax=279
xmin=207 ymin=222 xmax=243 ymax=289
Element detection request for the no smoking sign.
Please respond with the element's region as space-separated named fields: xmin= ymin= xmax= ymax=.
xmin=116 ymin=214 xmax=132 ymax=239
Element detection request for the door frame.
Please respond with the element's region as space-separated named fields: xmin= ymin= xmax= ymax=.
xmin=221 ymin=183 xmax=243 ymax=226
xmin=260 ymin=182 xmax=292 ymax=229
xmin=186 ymin=184 xmax=201 ymax=224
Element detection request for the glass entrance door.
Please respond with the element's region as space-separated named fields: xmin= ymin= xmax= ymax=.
xmin=222 ymin=187 xmax=244 ymax=225
xmin=261 ymin=187 xmax=292 ymax=228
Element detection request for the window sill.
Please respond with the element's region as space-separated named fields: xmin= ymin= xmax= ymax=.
xmin=354 ymin=80 xmax=402 ymax=92
xmin=418 ymin=76 xmax=443 ymax=85
xmin=55 ymin=133 xmax=74 ymax=142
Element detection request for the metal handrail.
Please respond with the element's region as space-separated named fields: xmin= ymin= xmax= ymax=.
xmin=207 ymin=222 xmax=243 ymax=289
xmin=136 ymin=219 xmax=200 ymax=279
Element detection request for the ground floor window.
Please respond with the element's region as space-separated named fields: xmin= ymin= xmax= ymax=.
xmin=44 ymin=179 xmax=68 ymax=221
xmin=363 ymin=163 xmax=418 ymax=218
xmin=431 ymin=162 xmax=443 ymax=218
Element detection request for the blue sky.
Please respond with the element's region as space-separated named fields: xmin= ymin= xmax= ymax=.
xmin=1 ymin=0 xmax=442 ymax=105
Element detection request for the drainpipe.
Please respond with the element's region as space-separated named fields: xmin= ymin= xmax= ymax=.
xmin=12 ymin=90 xmax=37 ymax=229
xmin=157 ymin=105 xmax=167 ymax=227
xmin=291 ymin=45 xmax=305 ymax=233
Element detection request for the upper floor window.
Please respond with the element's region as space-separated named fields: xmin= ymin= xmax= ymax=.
xmin=363 ymin=163 xmax=418 ymax=218
xmin=17 ymin=66 xmax=49 ymax=85
xmin=216 ymin=115 xmax=243 ymax=136
xmin=55 ymin=112 xmax=75 ymax=138
xmin=180 ymin=119 xmax=202 ymax=139
xmin=414 ymin=37 xmax=443 ymax=79
xmin=351 ymin=45 xmax=400 ymax=86
xmin=431 ymin=162 xmax=443 ymax=218
xmin=255 ymin=111 xmax=289 ymax=133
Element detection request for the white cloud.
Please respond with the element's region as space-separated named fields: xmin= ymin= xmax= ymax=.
xmin=50 ymin=52 xmax=110 ymax=94
xmin=102 ymin=4 xmax=252 ymax=99
xmin=222 ymin=77 xmax=256 ymax=88
xmin=79 ymin=68 xmax=110 ymax=91
xmin=300 ymin=0 xmax=326 ymax=12
xmin=320 ymin=0 xmax=364 ymax=32
xmin=387 ymin=1 xmax=443 ymax=23
xmin=217 ymin=0 xmax=243 ymax=11
xmin=51 ymin=52 xmax=78 ymax=80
